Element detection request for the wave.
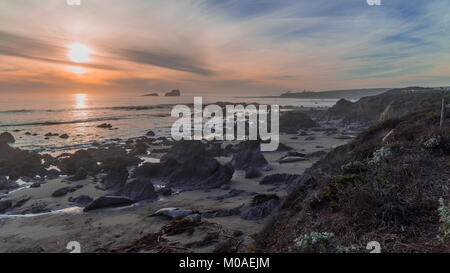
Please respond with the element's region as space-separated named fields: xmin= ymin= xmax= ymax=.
xmin=0 ymin=113 xmax=169 ymax=127
xmin=0 ymin=104 xmax=175 ymax=114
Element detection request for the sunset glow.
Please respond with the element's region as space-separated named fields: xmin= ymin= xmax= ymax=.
xmin=68 ymin=43 xmax=92 ymax=63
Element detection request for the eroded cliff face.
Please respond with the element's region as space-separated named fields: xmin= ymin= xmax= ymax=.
xmin=326 ymin=87 xmax=442 ymax=124
xmin=251 ymin=102 xmax=450 ymax=253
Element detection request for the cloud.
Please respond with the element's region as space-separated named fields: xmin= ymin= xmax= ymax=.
xmin=0 ymin=0 xmax=448 ymax=93
xmin=117 ymin=48 xmax=214 ymax=76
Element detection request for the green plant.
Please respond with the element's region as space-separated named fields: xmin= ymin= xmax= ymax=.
xmin=437 ymin=198 xmax=449 ymax=243
xmin=424 ymin=136 xmax=442 ymax=149
xmin=368 ymin=147 xmax=391 ymax=164
xmin=291 ymin=232 xmax=335 ymax=253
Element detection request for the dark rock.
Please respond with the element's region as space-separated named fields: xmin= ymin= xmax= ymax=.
xmin=30 ymin=182 xmax=41 ymax=188
xmin=143 ymin=93 xmax=158 ymax=97
xmin=251 ymin=194 xmax=279 ymax=206
xmin=278 ymin=156 xmax=307 ymax=164
xmin=231 ymin=141 xmax=268 ymax=171
xmin=11 ymin=196 xmax=31 ymax=209
xmin=17 ymin=202 xmax=50 ymax=215
xmin=130 ymin=140 xmax=148 ymax=155
xmin=97 ymin=123 xmax=112 ymax=129
xmin=245 ymin=167 xmax=262 ymax=179
xmin=241 ymin=198 xmax=279 ymax=220
xmin=0 ymin=143 xmax=47 ymax=179
xmin=119 ymin=178 xmax=157 ymax=201
xmin=165 ymin=89 xmax=181 ymax=97
xmin=156 ymin=187 xmax=172 ymax=196
xmin=275 ymin=143 xmax=293 ymax=152
xmin=51 ymin=185 xmax=82 ymax=197
xmin=214 ymin=189 xmax=255 ymax=200
xmin=68 ymin=195 xmax=94 ymax=206
xmin=304 ymin=151 xmax=327 ymax=158
xmin=134 ymin=141 xmax=234 ymax=190
xmin=0 ymin=132 xmax=15 ymax=144
xmin=150 ymin=207 xmax=193 ymax=219
xmin=84 ymin=196 xmax=134 ymax=212
xmin=46 ymin=169 xmax=60 ymax=179
xmin=202 ymin=206 xmax=242 ymax=218
xmin=260 ymin=173 xmax=301 ymax=185
xmin=59 ymin=134 xmax=69 ymax=139
xmin=146 ymin=130 xmax=156 ymax=136
xmin=68 ymin=168 xmax=88 ymax=181
xmin=102 ymin=168 xmax=129 ymax=190
xmin=57 ymin=150 xmax=99 ymax=175
xmin=0 ymin=176 xmax=19 ymax=191
xmin=280 ymin=111 xmax=316 ymax=134
xmin=286 ymin=151 xmax=306 ymax=157
xmin=25 ymin=132 xmax=32 ymax=135
xmin=0 ymin=200 xmax=12 ymax=213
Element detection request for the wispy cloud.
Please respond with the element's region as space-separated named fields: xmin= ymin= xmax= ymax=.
xmin=0 ymin=0 xmax=448 ymax=93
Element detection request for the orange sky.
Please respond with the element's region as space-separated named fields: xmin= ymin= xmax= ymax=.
xmin=0 ymin=0 xmax=449 ymax=95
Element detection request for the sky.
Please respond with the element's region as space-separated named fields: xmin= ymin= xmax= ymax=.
xmin=0 ymin=0 xmax=449 ymax=95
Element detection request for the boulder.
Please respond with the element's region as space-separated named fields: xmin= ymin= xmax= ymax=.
xmin=102 ymin=168 xmax=129 ymax=190
xmin=304 ymin=150 xmax=327 ymax=158
xmin=165 ymin=89 xmax=181 ymax=97
xmin=69 ymin=195 xmax=94 ymax=206
xmin=0 ymin=176 xmax=19 ymax=191
xmin=260 ymin=173 xmax=301 ymax=185
xmin=59 ymin=134 xmax=69 ymax=139
xmin=0 ymin=200 xmax=12 ymax=213
xmin=0 ymin=143 xmax=47 ymax=179
xmin=84 ymin=196 xmax=134 ymax=212
xmin=241 ymin=199 xmax=279 ymax=220
xmin=150 ymin=207 xmax=193 ymax=219
xmin=231 ymin=141 xmax=268 ymax=171
xmin=119 ymin=178 xmax=157 ymax=201
xmin=135 ymin=141 xmax=234 ymax=190
xmin=68 ymin=168 xmax=88 ymax=181
xmin=277 ymin=156 xmax=307 ymax=164
xmin=279 ymin=111 xmax=316 ymax=134
xmin=156 ymin=187 xmax=172 ymax=196
xmin=51 ymin=185 xmax=82 ymax=197
xmin=202 ymin=207 xmax=242 ymax=218
xmin=245 ymin=167 xmax=262 ymax=179
xmin=0 ymin=132 xmax=15 ymax=144
xmin=97 ymin=123 xmax=112 ymax=129
xmin=146 ymin=130 xmax=156 ymax=136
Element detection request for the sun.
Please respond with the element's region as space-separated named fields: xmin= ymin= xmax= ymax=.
xmin=68 ymin=43 xmax=92 ymax=63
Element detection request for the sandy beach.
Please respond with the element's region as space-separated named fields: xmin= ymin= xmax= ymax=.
xmin=0 ymin=125 xmax=352 ymax=253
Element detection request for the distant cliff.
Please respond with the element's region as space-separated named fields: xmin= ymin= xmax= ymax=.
xmin=280 ymin=88 xmax=388 ymax=100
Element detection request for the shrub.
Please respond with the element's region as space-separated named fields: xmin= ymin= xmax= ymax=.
xmin=368 ymin=147 xmax=391 ymax=165
xmin=437 ymin=198 xmax=449 ymax=244
xmin=291 ymin=232 xmax=335 ymax=253
xmin=424 ymin=136 xmax=442 ymax=149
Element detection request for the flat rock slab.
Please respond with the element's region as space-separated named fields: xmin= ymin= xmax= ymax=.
xmin=84 ymin=196 xmax=134 ymax=212
xmin=150 ymin=208 xmax=194 ymax=219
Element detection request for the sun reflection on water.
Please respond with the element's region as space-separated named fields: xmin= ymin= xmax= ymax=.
xmin=75 ymin=93 xmax=87 ymax=109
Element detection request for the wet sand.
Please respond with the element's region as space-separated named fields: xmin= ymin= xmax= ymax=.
xmin=0 ymin=130 xmax=351 ymax=253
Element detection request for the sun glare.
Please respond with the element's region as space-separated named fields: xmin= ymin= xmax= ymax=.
xmin=68 ymin=43 xmax=92 ymax=63
xmin=67 ymin=66 xmax=86 ymax=74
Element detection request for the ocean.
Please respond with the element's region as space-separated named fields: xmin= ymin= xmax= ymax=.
xmin=0 ymin=92 xmax=338 ymax=153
